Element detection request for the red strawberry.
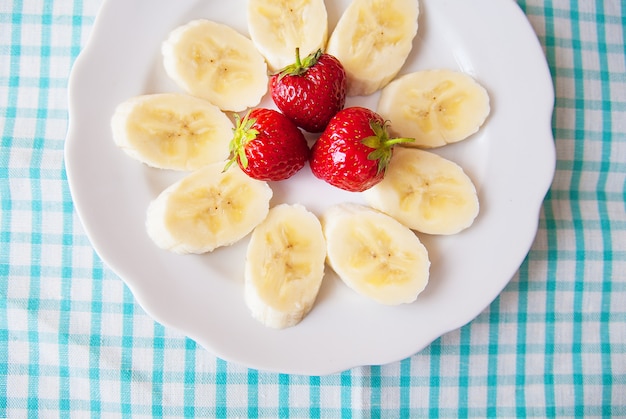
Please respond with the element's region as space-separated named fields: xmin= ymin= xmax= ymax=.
xmin=225 ymin=108 xmax=309 ymax=181
xmin=310 ymin=107 xmax=413 ymax=192
xmin=270 ymin=48 xmax=347 ymax=133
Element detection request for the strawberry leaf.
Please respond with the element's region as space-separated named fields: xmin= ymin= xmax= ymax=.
xmin=224 ymin=111 xmax=259 ymax=171
xmin=362 ymin=119 xmax=415 ymax=174
xmin=276 ymin=48 xmax=323 ymax=79
xmin=361 ymin=135 xmax=381 ymax=149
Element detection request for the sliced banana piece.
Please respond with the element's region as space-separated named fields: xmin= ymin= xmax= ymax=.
xmin=326 ymin=0 xmax=419 ymax=96
xmin=363 ymin=147 xmax=479 ymax=235
xmin=322 ymin=203 xmax=430 ymax=305
xmin=245 ymin=204 xmax=326 ymax=329
xmin=146 ymin=162 xmax=273 ymax=254
xmin=162 ymin=19 xmax=268 ymax=112
xmin=377 ymin=69 xmax=490 ymax=148
xmin=111 ymin=93 xmax=233 ymax=171
xmin=247 ymin=0 xmax=328 ymax=73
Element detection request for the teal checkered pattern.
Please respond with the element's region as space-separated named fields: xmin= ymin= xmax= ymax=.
xmin=1 ymin=0 xmax=625 ymax=417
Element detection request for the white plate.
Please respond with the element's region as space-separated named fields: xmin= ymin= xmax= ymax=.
xmin=65 ymin=0 xmax=555 ymax=375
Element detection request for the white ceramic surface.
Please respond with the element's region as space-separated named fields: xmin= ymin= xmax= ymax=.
xmin=65 ymin=0 xmax=555 ymax=375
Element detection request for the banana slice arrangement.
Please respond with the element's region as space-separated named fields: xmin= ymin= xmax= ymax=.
xmin=245 ymin=204 xmax=327 ymax=329
xmin=323 ymin=203 xmax=430 ymax=305
xmin=247 ymin=0 xmax=328 ymax=72
xmin=109 ymin=0 xmax=495 ymax=329
xmin=377 ymin=69 xmax=491 ymax=148
xmin=162 ymin=19 xmax=268 ymax=112
xmin=363 ymin=147 xmax=479 ymax=235
xmin=326 ymin=0 xmax=419 ymax=96
xmin=111 ymin=93 xmax=234 ymax=171
xmin=146 ymin=162 xmax=273 ymax=254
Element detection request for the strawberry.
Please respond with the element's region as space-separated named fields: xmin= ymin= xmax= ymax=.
xmin=225 ymin=108 xmax=309 ymax=181
xmin=270 ymin=48 xmax=347 ymax=133
xmin=309 ymin=107 xmax=413 ymax=192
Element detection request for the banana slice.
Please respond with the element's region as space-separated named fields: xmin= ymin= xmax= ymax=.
xmin=247 ymin=0 xmax=328 ymax=73
xmin=377 ymin=69 xmax=490 ymax=148
xmin=325 ymin=0 xmax=419 ymax=96
xmin=162 ymin=19 xmax=268 ymax=112
xmin=111 ymin=93 xmax=233 ymax=171
xmin=362 ymin=147 xmax=479 ymax=235
xmin=146 ymin=162 xmax=273 ymax=254
xmin=322 ymin=203 xmax=430 ymax=305
xmin=245 ymin=204 xmax=326 ymax=329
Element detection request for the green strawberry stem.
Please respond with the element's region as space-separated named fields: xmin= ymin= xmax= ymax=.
xmin=276 ymin=48 xmax=323 ymax=79
xmin=224 ymin=112 xmax=259 ymax=171
xmin=362 ymin=120 xmax=414 ymax=174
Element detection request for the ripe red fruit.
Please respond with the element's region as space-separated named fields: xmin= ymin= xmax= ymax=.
xmin=270 ymin=48 xmax=347 ymax=133
xmin=225 ymin=108 xmax=309 ymax=181
xmin=309 ymin=107 xmax=413 ymax=192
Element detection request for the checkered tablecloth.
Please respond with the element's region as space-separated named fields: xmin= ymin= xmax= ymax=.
xmin=1 ymin=0 xmax=625 ymax=417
